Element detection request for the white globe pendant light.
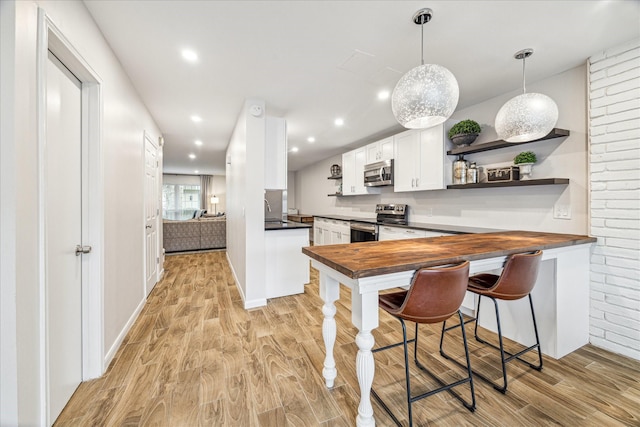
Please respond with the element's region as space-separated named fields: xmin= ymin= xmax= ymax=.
xmin=495 ymin=49 xmax=558 ymax=142
xmin=391 ymin=8 xmax=459 ymax=129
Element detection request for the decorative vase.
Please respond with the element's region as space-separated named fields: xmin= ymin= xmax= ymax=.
xmin=450 ymin=133 xmax=479 ymax=147
xmin=330 ymin=164 xmax=341 ymax=177
xmin=517 ymin=163 xmax=534 ymax=180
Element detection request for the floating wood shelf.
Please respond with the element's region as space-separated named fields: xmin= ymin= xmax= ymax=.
xmin=328 ymin=193 xmax=343 ymax=197
xmin=447 ymin=178 xmax=569 ymax=189
xmin=447 ymin=128 xmax=570 ymax=156
xmin=327 ymin=175 xmax=342 ymax=180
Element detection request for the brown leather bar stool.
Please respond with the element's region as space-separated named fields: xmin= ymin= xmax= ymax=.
xmin=440 ymin=250 xmax=543 ymax=394
xmin=372 ymin=261 xmax=475 ymax=427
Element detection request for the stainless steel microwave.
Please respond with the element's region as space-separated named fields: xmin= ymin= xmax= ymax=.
xmin=364 ymin=159 xmax=394 ymax=187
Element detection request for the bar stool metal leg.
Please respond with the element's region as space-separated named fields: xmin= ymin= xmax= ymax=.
xmin=373 ymin=312 xmax=475 ymax=427
xmin=442 ymin=293 xmax=544 ymax=394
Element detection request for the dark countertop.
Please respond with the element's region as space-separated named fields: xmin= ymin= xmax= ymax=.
xmin=265 ymin=220 xmax=312 ymax=231
xmin=302 ymin=231 xmax=596 ymax=279
xmin=313 ymin=214 xmax=502 ymax=234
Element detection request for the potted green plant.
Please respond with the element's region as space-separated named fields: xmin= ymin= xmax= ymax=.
xmin=514 ymin=151 xmax=537 ymax=180
xmin=448 ymin=119 xmax=482 ymax=146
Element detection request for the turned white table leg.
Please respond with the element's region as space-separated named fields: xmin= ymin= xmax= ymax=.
xmin=355 ymin=330 xmax=375 ymax=426
xmin=319 ymin=271 xmax=340 ymax=387
xmin=352 ymin=291 xmax=379 ymax=427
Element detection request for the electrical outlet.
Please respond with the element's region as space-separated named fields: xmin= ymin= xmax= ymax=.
xmin=553 ymin=204 xmax=571 ymax=220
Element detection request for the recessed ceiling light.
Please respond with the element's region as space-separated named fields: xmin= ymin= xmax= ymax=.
xmin=307 ymin=137 xmax=316 ymax=143
xmin=290 ymin=147 xmax=299 ymax=153
xmin=194 ymin=140 xmax=203 ymax=146
xmin=188 ymin=153 xmax=196 ymax=159
xmin=377 ymin=90 xmax=390 ymax=100
xmin=191 ymin=115 xmax=202 ymax=122
xmin=194 ymin=170 xmax=199 ymax=174
xmin=181 ymin=49 xmax=198 ymax=63
xmin=334 ymin=118 xmax=344 ymax=126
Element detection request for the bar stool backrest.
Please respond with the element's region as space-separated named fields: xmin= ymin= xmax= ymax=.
xmin=395 ymin=261 xmax=470 ymax=324
xmin=489 ymin=251 xmax=542 ymax=300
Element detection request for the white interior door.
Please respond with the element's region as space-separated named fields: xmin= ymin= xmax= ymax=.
xmin=144 ymin=134 xmax=159 ymax=296
xmin=46 ymin=50 xmax=83 ymax=424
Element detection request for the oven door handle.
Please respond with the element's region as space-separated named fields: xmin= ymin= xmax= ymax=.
xmin=350 ymin=224 xmax=377 ymax=233
xmin=379 ymin=166 xmax=385 ymax=182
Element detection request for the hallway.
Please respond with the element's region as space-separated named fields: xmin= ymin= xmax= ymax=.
xmin=55 ymin=252 xmax=640 ymax=426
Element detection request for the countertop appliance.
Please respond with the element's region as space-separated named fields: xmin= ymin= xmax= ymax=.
xmin=350 ymin=204 xmax=409 ymax=243
xmin=364 ymin=159 xmax=394 ymax=187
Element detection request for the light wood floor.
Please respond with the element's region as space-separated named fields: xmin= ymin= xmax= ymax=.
xmin=56 ymin=251 xmax=640 ymax=426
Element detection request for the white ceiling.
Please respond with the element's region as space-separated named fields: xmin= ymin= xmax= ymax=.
xmin=83 ymin=0 xmax=640 ymax=175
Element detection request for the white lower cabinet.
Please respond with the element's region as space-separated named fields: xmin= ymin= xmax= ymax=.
xmin=313 ymin=217 xmax=350 ymax=246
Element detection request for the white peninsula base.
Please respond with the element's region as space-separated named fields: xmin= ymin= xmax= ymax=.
xmin=265 ymin=227 xmax=310 ymax=299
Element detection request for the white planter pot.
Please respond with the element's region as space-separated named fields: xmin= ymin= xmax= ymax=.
xmin=518 ymin=163 xmax=534 ymax=180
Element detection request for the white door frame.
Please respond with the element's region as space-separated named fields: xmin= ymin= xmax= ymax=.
xmin=36 ymin=9 xmax=104 ymax=425
xmin=143 ymin=131 xmax=160 ymax=296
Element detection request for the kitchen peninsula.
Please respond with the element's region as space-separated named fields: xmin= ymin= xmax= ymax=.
xmin=302 ymin=230 xmax=595 ymax=427
xmin=265 ymin=220 xmax=312 ymax=299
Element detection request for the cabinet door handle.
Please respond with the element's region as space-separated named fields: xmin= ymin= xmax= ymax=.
xmin=416 ymin=178 xmax=419 ymax=187
xmin=411 ymin=178 xmax=415 ymax=187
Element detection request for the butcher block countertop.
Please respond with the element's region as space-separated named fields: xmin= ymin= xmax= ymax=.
xmin=302 ymin=230 xmax=596 ymax=279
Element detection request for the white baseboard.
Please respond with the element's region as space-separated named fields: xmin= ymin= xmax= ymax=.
xmin=225 ymin=252 xmax=267 ymax=309
xmin=244 ymin=298 xmax=267 ymax=309
xmin=103 ymin=297 xmax=145 ymax=369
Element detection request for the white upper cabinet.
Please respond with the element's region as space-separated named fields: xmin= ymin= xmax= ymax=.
xmin=393 ymin=124 xmax=446 ymax=192
xmin=366 ymin=136 xmax=394 ymax=164
xmin=265 ymin=117 xmax=287 ymax=190
xmin=342 ymin=147 xmax=380 ymax=196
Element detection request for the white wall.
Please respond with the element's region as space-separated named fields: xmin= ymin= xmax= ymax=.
xmin=1 ymin=1 xmax=19 ymax=423
xmin=295 ymin=64 xmax=589 ymax=234
xmin=588 ymin=38 xmax=640 ymax=361
xmin=226 ymin=100 xmax=267 ymax=308
xmin=287 ymin=171 xmax=296 ymax=211
xmin=211 ymin=175 xmax=226 ymax=214
xmin=0 ymin=1 xmax=162 ymax=424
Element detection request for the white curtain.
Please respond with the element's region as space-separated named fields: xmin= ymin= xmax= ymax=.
xmin=200 ymin=175 xmax=213 ymax=211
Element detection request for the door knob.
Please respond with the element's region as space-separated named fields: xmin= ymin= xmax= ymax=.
xmin=75 ymin=245 xmax=92 ymax=256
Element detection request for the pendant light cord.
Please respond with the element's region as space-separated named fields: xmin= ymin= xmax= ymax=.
xmin=420 ymin=15 xmax=425 ymax=65
xmin=522 ymin=56 xmax=527 ymax=94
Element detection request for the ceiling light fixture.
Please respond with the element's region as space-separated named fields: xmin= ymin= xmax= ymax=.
xmin=307 ymin=137 xmax=316 ymax=143
xmin=391 ymin=8 xmax=459 ymax=129
xmin=189 ymin=153 xmax=196 ymax=159
xmin=194 ymin=170 xmax=199 ymax=174
xmin=290 ymin=147 xmax=299 ymax=153
xmin=334 ymin=118 xmax=344 ymax=126
xmin=191 ymin=115 xmax=202 ymax=123
xmin=494 ymin=48 xmax=558 ymax=142
xmin=377 ymin=90 xmax=390 ymax=100
xmin=194 ymin=140 xmax=203 ymax=146
xmin=181 ymin=49 xmax=198 ymax=63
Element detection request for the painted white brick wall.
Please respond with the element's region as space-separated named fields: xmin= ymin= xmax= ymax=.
xmin=589 ymin=38 xmax=640 ymax=361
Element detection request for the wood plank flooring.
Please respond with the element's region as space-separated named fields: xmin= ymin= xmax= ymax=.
xmin=55 ymin=251 xmax=640 ymax=426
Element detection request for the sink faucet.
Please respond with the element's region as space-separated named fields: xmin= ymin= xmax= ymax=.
xmin=264 ymin=198 xmax=272 ymax=212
